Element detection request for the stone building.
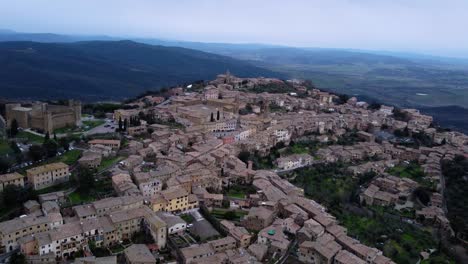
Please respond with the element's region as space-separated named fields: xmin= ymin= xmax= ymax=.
xmin=78 ymin=151 xmax=102 ymax=169
xmin=5 ymin=100 xmax=81 ymax=133
xmin=26 ymin=162 xmax=70 ymax=190
xmin=0 ymin=213 xmax=63 ymax=253
xmin=124 ymin=244 xmax=156 ymax=264
xmin=0 ymin=172 xmax=25 ymax=192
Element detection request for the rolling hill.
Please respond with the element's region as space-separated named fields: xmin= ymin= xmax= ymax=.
xmin=194 ymin=47 xmax=468 ymax=109
xmin=0 ymin=41 xmax=281 ymax=101
xmin=2 ymin=30 xmax=468 ymax=132
xmin=3 ymin=30 xmax=468 ymax=108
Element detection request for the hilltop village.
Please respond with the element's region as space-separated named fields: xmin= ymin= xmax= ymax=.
xmin=0 ymin=73 xmax=467 ymax=264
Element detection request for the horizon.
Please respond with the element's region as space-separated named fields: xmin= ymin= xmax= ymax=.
xmin=2 ymin=27 xmax=468 ymax=62
xmin=1 ymin=0 xmax=468 ymax=58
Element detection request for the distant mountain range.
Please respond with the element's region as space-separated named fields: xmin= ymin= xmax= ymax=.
xmin=0 ymin=40 xmax=280 ymax=100
xmin=1 ymin=29 xmax=468 ymax=133
xmin=3 ymin=30 xmax=468 ymax=107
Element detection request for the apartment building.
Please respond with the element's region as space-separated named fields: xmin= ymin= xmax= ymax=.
xmin=303 ymin=234 xmax=342 ymax=264
xmin=334 ymin=250 xmax=366 ymax=264
xmin=112 ymin=173 xmax=140 ymax=196
xmin=127 ymin=125 xmax=147 ymax=136
xmin=208 ymin=236 xmax=236 ymax=253
xmin=17 ymin=205 xmax=166 ymax=261
xmin=124 ymin=244 xmax=156 ymax=264
xmin=73 ymin=196 xmax=144 ymax=220
xmin=220 ymin=220 xmax=252 ymax=248
xmin=133 ymin=172 xmax=162 ymax=198
xmin=0 ymin=172 xmax=25 ymax=192
xmin=143 ymin=210 xmax=167 ymax=250
xmin=21 ymin=218 xmax=104 ymax=259
xmin=88 ymin=139 xmax=121 ymax=150
xmin=180 ymin=244 xmax=215 ymax=264
xmin=75 ymin=256 xmax=117 ymax=264
xmin=151 ymin=187 xmax=189 ymax=213
xmin=78 ymin=151 xmax=102 ymax=169
xmin=105 ymin=206 xmax=166 ymax=248
xmin=241 ymin=207 xmax=275 ymax=231
xmin=156 ymin=212 xmax=186 ymax=235
xmin=26 ymin=162 xmax=70 ymax=190
xmin=275 ymin=154 xmax=313 ymax=170
xmin=0 ymin=213 xmax=63 ymax=253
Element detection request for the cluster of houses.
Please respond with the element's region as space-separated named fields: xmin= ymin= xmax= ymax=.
xmin=360 ymin=173 xmax=419 ymax=207
xmin=1 ymin=73 xmax=467 ymax=263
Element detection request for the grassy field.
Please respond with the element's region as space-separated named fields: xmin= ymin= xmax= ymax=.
xmin=59 ymin=149 xmax=82 ymax=165
xmin=54 ymin=119 xmax=105 ymax=134
xmin=281 ymin=139 xmax=324 ymax=156
xmin=0 ymin=139 xmax=12 ymax=155
xmin=68 ymin=191 xmax=94 ymax=204
xmin=18 ymin=149 xmax=82 ymax=175
xmin=226 ymin=190 xmax=246 ymax=199
xmin=98 ymin=156 xmax=124 ymax=172
xmin=387 ymin=162 xmax=424 ymax=181
xmin=53 ymin=126 xmax=77 ymax=134
xmin=291 ymin=162 xmax=454 ymax=263
xmin=180 ymin=214 xmax=195 ymax=223
xmin=338 ymin=208 xmax=453 ymax=264
xmin=288 ymin=144 xmax=310 ymax=154
xmin=225 ymin=184 xmax=257 ymax=199
xmin=68 ymin=178 xmax=114 ymax=205
xmin=291 ymin=163 xmax=358 ymax=213
xmin=16 ymin=131 xmax=44 ymax=144
xmin=386 ymin=162 xmax=435 ymax=189
xmin=267 ymin=62 xmax=468 ymax=109
xmin=35 ymin=181 xmax=73 ymax=195
xmin=109 ymin=244 xmax=125 ymax=254
xmin=211 ymin=208 xmax=247 ymax=221
xmin=82 ymin=120 xmax=105 ymax=129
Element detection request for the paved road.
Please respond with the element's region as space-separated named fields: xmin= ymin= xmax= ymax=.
xmin=84 ymin=119 xmax=116 ymax=136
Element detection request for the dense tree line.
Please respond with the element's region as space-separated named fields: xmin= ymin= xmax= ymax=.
xmin=441 ymin=155 xmax=468 ymax=240
xmin=393 ymin=108 xmax=411 ymax=122
xmin=291 ymin=162 xmax=359 ymax=213
xmin=82 ymin=103 xmax=123 ymax=118
xmin=27 ymin=132 xmax=64 ymax=162
xmin=1 ymin=184 xmax=37 ymax=213
xmin=76 ymin=166 xmax=95 ymax=195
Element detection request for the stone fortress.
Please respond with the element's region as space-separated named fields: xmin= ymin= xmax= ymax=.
xmin=5 ymin=100 xmax=81 ymax=133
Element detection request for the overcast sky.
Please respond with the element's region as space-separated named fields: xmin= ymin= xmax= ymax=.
xmin=1 ymin=0 xmax=467 ymax=57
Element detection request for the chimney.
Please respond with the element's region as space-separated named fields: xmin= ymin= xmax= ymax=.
xmin=247 ymin=160 xmax=253 ymax=170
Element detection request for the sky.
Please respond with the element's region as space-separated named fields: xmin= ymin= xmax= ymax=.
xmin=1 ymin=0 xmax=468 ymax=57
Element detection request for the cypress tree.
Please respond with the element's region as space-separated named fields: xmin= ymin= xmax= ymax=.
xmin=10 ymin=119 xmax=19 ymax=137
xmin=118 ymin=117 xmax=123 ymax=131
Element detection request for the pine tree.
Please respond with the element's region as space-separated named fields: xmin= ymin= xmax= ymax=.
xmin=118 ymin=117 xmax=123 ymax=131
xmin=44 ymin=132 xmax=50 ymax=142
xmin=10 ymin=119 xmax=19 ymax=137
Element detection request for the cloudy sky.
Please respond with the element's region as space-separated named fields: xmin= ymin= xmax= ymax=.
xmin=1 ymin=0 xmax=467 ymax=57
